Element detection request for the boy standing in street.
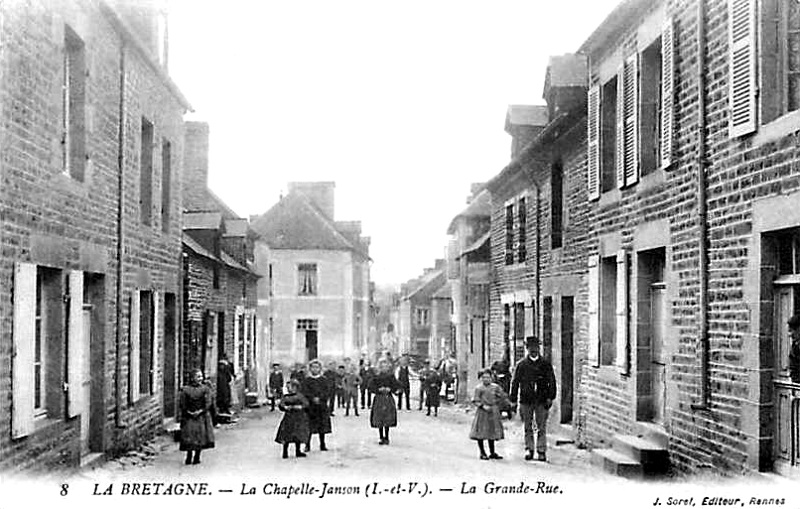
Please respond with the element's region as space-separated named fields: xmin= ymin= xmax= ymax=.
xmin=269 ymin=363 xmax=284 ymax=411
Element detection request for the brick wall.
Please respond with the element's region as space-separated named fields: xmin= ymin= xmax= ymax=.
xmin=0 ymin=1 xmax=186 ymax=470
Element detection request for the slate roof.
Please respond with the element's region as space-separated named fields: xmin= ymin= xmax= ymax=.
xmin=183 ymin=211 xmax=223 ymax=230
xmin=223 ymin=218 xmax=249 ymax=238
xmin=459 ymin=231 xmax=491 ymax=258
xmin=404 ymin=269 xmax=446 ymax=301
xmin=183 ymin=236 xmax=259 ymax=276
xmin=250 ymin=192 xmax=368 ymax=257
xmin=447 ymin=189 xmax=492 ymax=234
xmin=543 ymin=54 xmax=588 ymax=96
xmin=432 ymin=281 xmax=452 ymax=300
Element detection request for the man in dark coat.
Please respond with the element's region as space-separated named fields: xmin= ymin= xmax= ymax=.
xmin=216 ymin=354 xmax=234 ymax=415
xmin=268 ymin=363 xmax=284 ymax=411
xmin=395 ymin=356 xmax=411 ymax=410
xmin=323 ymin=361 xmax=338 ymax=415
xmin=788 ymin=314 xmax=800 ymax=384
xmin=417 ymin=360 xmax=433 ymax=410
xmin=510 ymin=336 xmax=556 ymax=462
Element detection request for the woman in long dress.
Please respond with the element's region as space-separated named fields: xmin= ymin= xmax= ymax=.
xmin=469 ymin=369 xmax=505 ymax=460
xmin=300 ymin=359 xmax=332 ymax=451
xmin=369 ymin=357 xmax=400 ymax=445
xmin=179 ymin=369 xmax=215 ymax=465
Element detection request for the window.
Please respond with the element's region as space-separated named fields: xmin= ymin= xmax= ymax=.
xmin=268 ymin=264 xmax=274 ymax=296
xmin=587 ymin=19 xmax=675 ymax=196
xmin=140 ymin=117 xmax=154 ymax=225
xmin=12 ymin=265 xmax=68 ymax=437
xmin=761 ymin=0 xmax=800 ymax=125
xmin=298 ymin=263 xmax=318 ymax=295
xmin=640 ymin=38 xmax=663 ymax=176
xmin=518 ymin=197 xmax=527 ymax=262
xmin=765 ymin=227 xmax=800 ymax=382
xmin=139 ymin=291 xmax=155 ymax=396
xmin=161 ymin=139 xmax=172 ymax=232
xmin=212 ymin=263 xmax=220 ymax=289
xmin=62 ymin=25 xmax=86 ymax=181
xmin=415 ymin=307 xmax=430 ymax=327
xmin=551 ymin=161 xmax=564 ymax=248
xmin=296 ymin=319 xmax=319 ymax=330
xmin=543 ymin=296 xmax=553 ymax=360
xmin=505 ymin=203 xmax=515 ymax=265
xmin=587 ymin=252 xmax=629 ymax=371
xmin=600 ymin=76 xmax=618 ymax=193
xmin=503 ymin=304 xmax=511 ymax=360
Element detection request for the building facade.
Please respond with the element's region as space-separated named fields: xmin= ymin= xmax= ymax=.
xmin=251 ymin=183 xmax=371 ymax=366
xmin=0 ymin=0 xmax=189 ymax=470
xmin=182 ymin=122 xmax=261 ymax=408
xmin=446 ymin=187 xmax=492 ymax=399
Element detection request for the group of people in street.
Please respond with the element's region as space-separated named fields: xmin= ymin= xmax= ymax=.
xmin=178 ymin=336 xmax=558 ymax=464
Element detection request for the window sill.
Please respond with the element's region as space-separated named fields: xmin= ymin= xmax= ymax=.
xmin=638 ymin=168 xmax=665 ymax=192
xmin=33 ymin=415 xmax=65 ymax=434
xmin=594 ymin=364 xmax=626 ymax=383
xmin=752 ymin=110 xmax=800 ymax=148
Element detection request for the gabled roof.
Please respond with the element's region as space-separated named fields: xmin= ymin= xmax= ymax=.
xmin=250 ymin=192 xmax=367 ymax=257
xmin=404 ymin=269 xmax=446 ymax=301
xmin=447 ymin=189 xmax=491 ymax=234
xmin=543 ymin=54 xmax=588 ymax=98
xmin=183 ymin=211 xmax=223 ymax=230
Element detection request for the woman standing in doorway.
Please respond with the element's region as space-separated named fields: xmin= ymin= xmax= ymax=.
xmin=369 ymin=357 xmax=400 ymax=445
xmin=179 ymin=369 xmax=215 ymax=465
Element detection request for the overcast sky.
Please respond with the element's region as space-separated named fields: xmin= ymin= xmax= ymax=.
xmin=167 ymin=0 xmax=620 ymax=287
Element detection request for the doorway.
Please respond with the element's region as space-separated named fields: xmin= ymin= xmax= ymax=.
xmin=83 ymin=274 xmax=105 ymax=456
xmin=163 ymin=293 xmax=177 ymax=418
xmin=560 ymin=296 xmax=574 ymax=424
xmin=305 ymin=330 xmax=318 ymax=361
xmin=635 ymin=247 xmax=667 ymax=425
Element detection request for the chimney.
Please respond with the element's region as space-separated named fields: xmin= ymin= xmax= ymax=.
xmin=183 ymin=121 xmax=210 ymax=210
xmin=289 ymin=181 xmax=335 ymax=220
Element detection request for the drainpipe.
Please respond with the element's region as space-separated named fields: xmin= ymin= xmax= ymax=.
xmin=692 ymin=0 xmax=710 ymax=411
xmin=114 ymin=41 xmax=126 ymax=427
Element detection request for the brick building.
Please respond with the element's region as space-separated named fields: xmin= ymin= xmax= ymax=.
xmin=0 ymin=0 xmax=190 ymax=470
xmin=482 ymin=0 xmax=800 ymax=477
xmin=250 ymin=183 xmax=372 ymax=366
xmin=182 ymin=122 xmax=261 ymax=409
xmin=446 ymin=186 xmax=492 ymax=399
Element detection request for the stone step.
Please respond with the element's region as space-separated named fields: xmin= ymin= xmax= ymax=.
xmin=612 ymin=434 xmax=670 ymax=475
xmin=590 ymin=448 xmax=643 ymax=479
xmin=634 ymin=421 xmax=669 ymax=449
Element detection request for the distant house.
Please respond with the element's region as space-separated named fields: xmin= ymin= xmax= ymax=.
xmin=250 ymin=183 xmax=372 ymax=365
xmin=182 ymin=122 xmax=261 ymax=409
xmin=397 ymin=261 xmax=449 ymax=360
xmin=447 ymin=186 xmax=492 ymax=397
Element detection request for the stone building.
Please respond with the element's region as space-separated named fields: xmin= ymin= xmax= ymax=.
xmin=0 ymin=0 xmax=190 ymax=470
xmin=397 ymin=261 xmax=448 ymax=360
xmin=446 ymin=186 xmax=492 ymax=398
xmin=250 ymin=183 xmax=372 ymax=366
xmin=181 ymin=122 xmax=261 ymax=409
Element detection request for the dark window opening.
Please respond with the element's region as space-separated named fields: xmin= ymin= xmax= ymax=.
xmin=551 ymin=161 xmax=563 ymax=248
xmin=640 ymin=38 xmax=663 ymax=175
xmin=601 ymin=76 xmax=618 ymax=193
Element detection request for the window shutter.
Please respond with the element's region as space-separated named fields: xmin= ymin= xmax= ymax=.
xmin=233 ymin=313 xmax=240 ymax=373
xmin=152 ymin=291 xmax=159 ymax=394
xmin=587 ymin=85 xmax=601 ymax=200
xmin=12 ymin=263 xmax=37 ymax=439
xmin=624 ymin=55 xmax=639 ymax=186
xmin=67 ymin=270 xmax=84 ymax=417
xmin=587 ymin=255 xmax=600 ymax=367
xmin=616 ymin=250 xmax=629 ymax=374
xmin=130 ymin=290 xmax=140 ymax=403
xmin=615 ymin=67 xmax=626 ymax=189
xmin=661 ymin=18 xmax=676 ymax=169
xmin=728 ymin=0 xmax=757 ymax=137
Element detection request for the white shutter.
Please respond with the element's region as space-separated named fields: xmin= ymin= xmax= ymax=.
xmin=152 ymin=291 xmax=159 ymax=393
xmin=12 ymin=263 xmax=37 ymax=438
xmin=587 ymin=85 xmax=601 ymax=200
xmin=616 ymin=250 xmax=629 ymax=374
xmin=233 ymin=313 xmax=240 ymax=373
xmin=728 ymin=0 xmax=757 ymax=137
xmin=624 ymin=55 xmax=639 ymax=186
xmin=67 ymin=270 xmax=84 ymax=417
xmin=587 ymin=255 xmax=600 ymax=367
xmin=661 ymin=18 xmax=676 ymax=169
xmin=615 ymin=67 xmax=626 ymax=189
xmin=130 ymin=291 xmax=140 ymax=402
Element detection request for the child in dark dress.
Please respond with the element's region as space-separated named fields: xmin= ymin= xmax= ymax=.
xmin=369 ymin=357 xmax=401 ymax=445
xmin=275 ymin=379 xmax=310 ymax=458
xmin=301 ymin=359 xmax=333 ymax=451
